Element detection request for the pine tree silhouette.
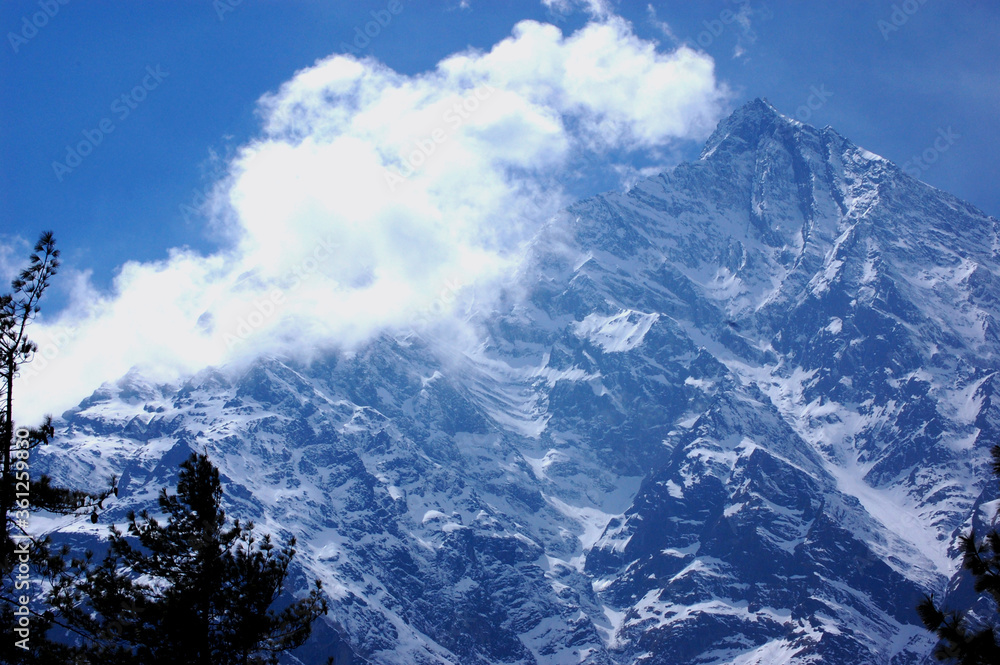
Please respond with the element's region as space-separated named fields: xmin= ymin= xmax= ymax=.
xmin=49 ymin=452 xmax=328 ymax=664
xmin=0 ymin=233 xmax=115 ymax=664
xmin=919 ymin=445 xmax=1000 ymax=663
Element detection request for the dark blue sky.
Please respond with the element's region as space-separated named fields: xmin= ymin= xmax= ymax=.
xmin=2 ymin=0 xmax=997 ymax=305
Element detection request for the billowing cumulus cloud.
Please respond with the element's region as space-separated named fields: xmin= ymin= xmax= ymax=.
xmin=13 ymin=15 xmax=729 ymax=425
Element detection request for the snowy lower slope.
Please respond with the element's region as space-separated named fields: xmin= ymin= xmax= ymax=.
xmin=34 ymin=100 xmax=1000 ymax=664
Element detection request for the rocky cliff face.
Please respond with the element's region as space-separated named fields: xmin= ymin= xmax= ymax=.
xmin=35 ymin=99 xmax=1000 ymax=664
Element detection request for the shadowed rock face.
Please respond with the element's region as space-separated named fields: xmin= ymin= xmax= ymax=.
xmin=38 ymin=100 xmax=1000 ymax=664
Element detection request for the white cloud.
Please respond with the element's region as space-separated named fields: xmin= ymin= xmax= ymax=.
xmin=14 ymin=14 xmax=728 ymax=425
xmin=645 ymin=4 xmax=678 ymax=43
xmin=0 ymin=236 xmax=29 ymax=286
xmin=732 ymin=2 xmax=763 ymax=60
xmin=542 ymin=0 xmax=612 ymax=20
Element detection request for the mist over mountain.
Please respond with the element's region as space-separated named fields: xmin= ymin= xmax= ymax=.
xmin=34 ymin=99 xmax=1000 ymax=664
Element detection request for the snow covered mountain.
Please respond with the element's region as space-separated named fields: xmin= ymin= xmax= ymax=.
xmin=35 ymin=99 xmax=1000 ymax=664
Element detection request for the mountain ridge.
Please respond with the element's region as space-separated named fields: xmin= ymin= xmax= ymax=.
xmin=32 ymin=99 xmax=1000 ymax=664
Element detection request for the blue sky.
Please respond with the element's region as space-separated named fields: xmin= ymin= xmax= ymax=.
xmin=1 ymin=0 xmax=998 ymax=422
xmin=2 ymin=1 xmax=998 ymax=293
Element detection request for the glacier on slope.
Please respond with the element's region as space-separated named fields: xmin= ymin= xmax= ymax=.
xmin=32 ymin=99 xmax=1000 ymax=664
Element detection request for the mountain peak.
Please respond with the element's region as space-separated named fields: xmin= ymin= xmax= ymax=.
xmin=700 ymin=97 xmax=795 ymax=159
xmin=738 ymin=96 xmax=781 ymax=118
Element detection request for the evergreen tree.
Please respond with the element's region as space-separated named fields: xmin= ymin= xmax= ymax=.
xmin=2 ymin=231 xmax=62 ymax=566
xmin=50 ymin=452 xmax=328 ymax=664
xmin=0 ymin=233 xmax=115 ymax=664
xmin=918 ymin=445 xmax=1000 ymax=663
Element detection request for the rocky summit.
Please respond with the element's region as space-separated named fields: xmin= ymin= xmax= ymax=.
xmin=35 ymin=99 xmax=1000 ymax=664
